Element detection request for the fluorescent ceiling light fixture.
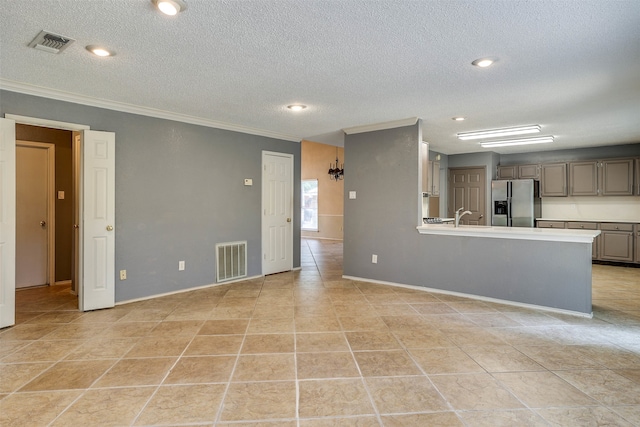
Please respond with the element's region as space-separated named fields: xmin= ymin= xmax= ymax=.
xmin=480 ymin=136 xmax=554 ymax=148
xmin=452 ymin=116 xmax=465 ymax=121
xmin=287 ymin=104 xmax=307 ymax=111
xmin=152 ymin=0 xmax=187 ymax=15
xmin=86 ymin=45 xmax=115 ymax=57
xmin=472 ymin=58 xmax=494 ymax=68
xmin=457 ymin=125 xmax=541 ymax=140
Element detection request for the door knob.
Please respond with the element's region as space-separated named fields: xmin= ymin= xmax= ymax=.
xmin=286 ymin=218 xmax=291 ymax=223
xmin=40 ymin=220 xmax=46 ymax=227
xmin=73 ymin=224 xmax=79 ymax=229
xmin=479 ymin=215 xmax=484 ymax=219
xmin=106 ymin=225 xmax=114 ymax=231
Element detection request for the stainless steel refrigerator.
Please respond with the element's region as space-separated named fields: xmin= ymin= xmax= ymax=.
xmin=491 ymin=179 xmax=541 ymax=227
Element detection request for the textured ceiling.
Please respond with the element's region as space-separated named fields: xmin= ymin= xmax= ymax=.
xmin=1 ymin=0 xmax=639 ymax=154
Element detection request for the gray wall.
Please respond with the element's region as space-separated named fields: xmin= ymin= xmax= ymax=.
xmin=1 ymin=90 xmax=301 ymax=302
xmin=344 ymin=123 xmax=592 ymax=314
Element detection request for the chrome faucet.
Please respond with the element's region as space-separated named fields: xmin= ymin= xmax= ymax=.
xmin=455 ymin=207 xmax=472 ymax=227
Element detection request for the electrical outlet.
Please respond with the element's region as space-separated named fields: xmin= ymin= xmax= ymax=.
xmin=179 ymin=261 xmax=185 ymax=271
xmin=119 ymin=270 xmax=127 ymax=280
xmin=372 ymin=254 xmax=378 ymax=264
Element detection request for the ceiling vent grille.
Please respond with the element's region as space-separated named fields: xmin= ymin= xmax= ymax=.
xmin=28 ymin=30 xmax=75 ymax=54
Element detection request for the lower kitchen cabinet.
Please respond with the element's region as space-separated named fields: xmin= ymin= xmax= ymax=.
xmin=537 ymin=220 xmax=639 ymax=264
xmin=599 ymin=223 xmax=634 ymax=263
xmin=567 ymin=222 xmax=599 ymax=259
xmin=636 ymin=224 xmax=640 ymax=263
xmin=536 ymin=221 xmax=566 ymax=229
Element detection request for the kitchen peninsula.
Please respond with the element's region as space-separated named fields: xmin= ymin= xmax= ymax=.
xmin=416 ymin=224 xmax=600 ymax=316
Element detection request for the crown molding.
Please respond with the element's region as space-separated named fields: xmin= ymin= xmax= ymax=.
xmin=342 ymin=117 xmax=419 ymax=135
xmin=0 ymin=79 xmax=300 ymax=142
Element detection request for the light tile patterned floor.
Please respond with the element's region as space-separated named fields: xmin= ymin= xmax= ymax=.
xmin=1 ymin=238 xmax=640 ymax=426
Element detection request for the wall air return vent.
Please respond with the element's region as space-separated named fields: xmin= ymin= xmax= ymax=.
xmin=29 ymin=30 xmax=75 ymax=54
xmin=216 ymin=241 xmax=247 ymax=283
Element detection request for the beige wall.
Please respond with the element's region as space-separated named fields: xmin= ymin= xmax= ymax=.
xmin=301 ymin=140 xmax=344 ymax=240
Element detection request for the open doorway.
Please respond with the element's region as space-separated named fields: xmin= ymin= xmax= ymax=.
xmin=2 ymin=115 xmax=117 ymax=329
xmin=15 ymin=124 xmax=77 ymax=310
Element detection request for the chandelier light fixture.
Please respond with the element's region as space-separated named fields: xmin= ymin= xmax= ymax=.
xmin=328 ymin=148 xmax=344 ymax=181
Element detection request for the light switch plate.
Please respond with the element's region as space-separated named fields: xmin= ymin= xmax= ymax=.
xmin=349 ymin=191 xmax=356 ymax=199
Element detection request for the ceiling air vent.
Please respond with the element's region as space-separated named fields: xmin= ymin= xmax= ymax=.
xmin=28 ymin=30 xmax=75 ymax=54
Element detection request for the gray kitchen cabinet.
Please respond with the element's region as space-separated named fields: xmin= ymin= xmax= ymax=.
xmin=569 ymin=161 xmax=598 ymax=196
xmin=600 ymin=158 xmax=634 ymax=196
xmin=567 ymin=221 xmax=599 ymax=259
xmin=497 ymin=165 xmax=517 ymax=180
xmin=635 ymin=224 xmax=640 ymax=263
xmin=537 ymin=221 xmax=566 ymax=229
xmin=518 ymin=164 xmax=540 ymax=180
xmin=431 ymin=161 xmax=440 ymax=196
xmin=540 ymin=163 xmax=568 ymax=197
xmin=636 ymin=159 xmax=640 ymax=196
xmin=421 ymin=142 xmax=429 ymax=193
xmin=599 ymin=223 xmax=634 ymax=262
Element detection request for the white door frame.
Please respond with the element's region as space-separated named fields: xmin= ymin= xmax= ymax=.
xmin=3 ymin=114 xmax=116 ymax=316
xmin=261 ymin=150 xmax=294 ymax=275
xmin=0 ymin=118 xmax=16 ymax=328
xmin=16 ymin=140 xmax=56 ymax=288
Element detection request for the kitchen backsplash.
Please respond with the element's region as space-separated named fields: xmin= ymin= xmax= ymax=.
xmin=541 ymin=196 xmax=640 ymax=222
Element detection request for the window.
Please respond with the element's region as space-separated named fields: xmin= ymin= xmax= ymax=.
xmin=301 ymin=179 xmax=318 ymax=231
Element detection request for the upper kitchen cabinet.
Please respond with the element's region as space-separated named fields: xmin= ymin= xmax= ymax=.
xmin=540 ymin=163 xmax=568 ymax=197
xmin=497 ymin=165 xmax=517 ymax=180
xmin=568 ymin=158 xmax=634 ymax=196
xmin=600 ymin=158 xmax=634 ymax=196
xmin=518 ymin=164 xmax=540 ymax=180
xmin=497 ymin=164 xmax=539 ymax=180
xmin=429 ymin=160 xmax=440 ymax=196
xmin=569 ymin=161 xmax=598 ymax=196
xmin=421 ymin=142 xmax=429 ymax=193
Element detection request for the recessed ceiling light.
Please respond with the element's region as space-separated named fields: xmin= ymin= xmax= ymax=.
xmin=152 ymin=0 xmax=187 ymax=15
xmin=452 ymin=117 xmax=465 ymax=121
xmin=86 ymin=45 xmax=115 ymax=57
xmin=287 ymin=104 xmax=307 ymax=112
xmin=480 ymin=136 xmax=554 ymax=148
xmin=457 ymin=125 xmax=541 ymax=141
xmin=472 ymin=58 xmax=494 ymax=68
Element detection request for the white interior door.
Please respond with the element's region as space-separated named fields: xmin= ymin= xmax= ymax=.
xmin=262 ymin=151 xmax=293 ymax=275
xmin=0 ymin=118 xmax=16 ymax=328
xmin=80 ymin=130 xmax=115 ymax=311
xmin=16 ymin=143 xmax=53 ymax=288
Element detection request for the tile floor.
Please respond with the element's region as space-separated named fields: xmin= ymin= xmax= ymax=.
xmin=1 ymin=238 xmax=640 ymax=426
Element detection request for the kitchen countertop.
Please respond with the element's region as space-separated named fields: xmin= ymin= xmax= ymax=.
xmin=417 ymin=224 xmax=600 ymax=243
xmin=537 ymin=218 xmax=640 ymax=224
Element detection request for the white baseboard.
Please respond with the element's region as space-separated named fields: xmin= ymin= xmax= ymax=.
xmin=115 ymin=274 xmax=264 ymax=306
xmin=53 ymin=280 xmax=72 ymax=286
xmin=342 ymin=275 xmax=593 ymax=318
